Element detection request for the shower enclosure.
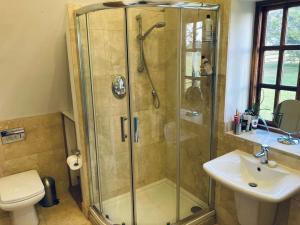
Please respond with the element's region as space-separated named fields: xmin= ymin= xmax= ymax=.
xmin=75 ymin=2 xmax=219 ymax=225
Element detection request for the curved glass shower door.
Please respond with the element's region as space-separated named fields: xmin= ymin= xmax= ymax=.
xmin=126 ymin=6 xmax=218 ymax=224
xmin=127 ymin=7 xmax=180 ymax=225
xmin=179 ymin=8 xmax=218 ymax=221
xmin=77 ymin=9 xmax=133 ymax=225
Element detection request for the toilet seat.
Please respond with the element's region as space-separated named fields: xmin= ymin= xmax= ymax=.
xmin=0 ymin=189 xmax=45 ymax=204
xmin=0 ymin=191 xmax=45 ymax=211
xmin=0 ymin=170 xmax=45 ymax=205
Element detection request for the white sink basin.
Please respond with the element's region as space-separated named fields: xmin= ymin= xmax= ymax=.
xmin=203 ymin=150 xmax=300 ymax=203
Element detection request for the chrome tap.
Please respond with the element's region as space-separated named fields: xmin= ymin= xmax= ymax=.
xmin=254 ymin=144 xmax=270 ymax=164
xmin=258 ymin=116 xmax=269 ymax=133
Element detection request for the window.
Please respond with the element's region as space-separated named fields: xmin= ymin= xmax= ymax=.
xmin=184 ymin=21 xmax=203 ymax=91
xmin=185 ymin=21 xmax=203 ymax=77
xmin=250 ymin=1 xmax=300 ymax=122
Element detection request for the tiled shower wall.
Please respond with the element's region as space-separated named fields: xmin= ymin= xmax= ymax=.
xmin=0 ymin=113 xmax=69 ymax=219
xmin=127 ymin=7 xmax=168 ymax=189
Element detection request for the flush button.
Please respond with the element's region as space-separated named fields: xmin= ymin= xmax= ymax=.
xmin=0 ymin=128 xmax=25 ymax=144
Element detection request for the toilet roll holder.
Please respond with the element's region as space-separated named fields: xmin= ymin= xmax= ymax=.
xmin=71 ymin=149 xmax=81 ymax=166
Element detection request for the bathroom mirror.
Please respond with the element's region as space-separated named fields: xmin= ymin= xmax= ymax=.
xmin=273 ymin=100 xmax=300 ymax=145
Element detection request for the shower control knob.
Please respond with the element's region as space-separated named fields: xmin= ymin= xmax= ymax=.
xmin=112 ymin=75 xmax=126 ymax=99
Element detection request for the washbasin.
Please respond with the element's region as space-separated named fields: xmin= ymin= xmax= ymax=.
xmin=203 ymin=150 xmax=300 ymax=203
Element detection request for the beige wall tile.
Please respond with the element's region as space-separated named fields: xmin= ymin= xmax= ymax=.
xmin=0 ymin=113 xmax=68 ymax=195
xmin=0 ymin=113 xmax=69 ymax=217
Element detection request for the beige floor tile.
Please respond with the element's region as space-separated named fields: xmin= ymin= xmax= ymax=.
xmin=38 ymin=193 xmax=91 ymax=225
xmin=0 ymin=216 xmax=10 ymax=225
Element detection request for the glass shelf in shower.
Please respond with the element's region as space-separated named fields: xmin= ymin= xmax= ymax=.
xmin=184 ymin=75 xmax=213 ymax=80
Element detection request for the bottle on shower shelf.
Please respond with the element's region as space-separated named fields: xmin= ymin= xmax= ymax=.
xmin=204 ymin=14 xmax=213 ymax=41
xmin=200 ymin=56 xmax=213 ymax=76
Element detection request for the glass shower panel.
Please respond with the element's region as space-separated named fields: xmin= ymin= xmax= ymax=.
xmin=127 ymin=7 xmax=180 ymax=225
xmin=84 ymin=9 xmax=133 ymax=225
xmin=77 ymin=14 xmax=101 ymax=212
xmin=179 ymin=8 xmax=217 ymax=220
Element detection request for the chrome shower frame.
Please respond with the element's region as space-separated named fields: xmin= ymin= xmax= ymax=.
xmin=75 ymin=1 xmax=220 ymax=225
xmin=75 ymin=1 xmax=220 ymax=16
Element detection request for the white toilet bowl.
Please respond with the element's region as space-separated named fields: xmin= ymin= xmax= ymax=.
xmin=0 ymin=170 xmax=45 ymax=225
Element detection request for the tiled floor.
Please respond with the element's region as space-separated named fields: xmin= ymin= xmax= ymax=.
xmin=101 ymin=179 xmax=208 ymax=225
xmin=0 ymin=193 xmax=91 ymax=225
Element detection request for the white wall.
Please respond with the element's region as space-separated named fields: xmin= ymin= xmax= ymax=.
xmin=0 ymin=0 xmax=256 ymax=122
xmin=224 ymin=0 xmax=256 ymax=122
xmin=0 ymin=0 xmax=97 ymax=121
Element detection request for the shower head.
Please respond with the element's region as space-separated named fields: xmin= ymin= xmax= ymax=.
xmin=141 ymin=21 xmax=166 ymax=39
xmin=155 ymin=22 xmax=166 ymax=28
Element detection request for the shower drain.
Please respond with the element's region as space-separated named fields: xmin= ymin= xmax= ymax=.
xmin=248 ymin=182 xmax=258 ymax=187
xmin=191 ymin=206 xmax=202 ymax=214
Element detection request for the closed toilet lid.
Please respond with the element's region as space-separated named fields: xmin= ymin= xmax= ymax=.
xmin=0 ymin=170 xmax=45 ymax=204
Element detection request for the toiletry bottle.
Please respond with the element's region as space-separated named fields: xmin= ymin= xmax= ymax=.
xmin=233 ymin=111 xmax=241 ymax=135
xmin=201 ymin=56 xmax=213 ymax=76
xmin=241 ymin=114 xmax=247 ymax=132
xmin=244 ymin=114 xmax=251 ymax=132
xmin=204 ymin=15 xmax=213 ymax=41
xmin=251 ymin=117 xmax=258 ymax=134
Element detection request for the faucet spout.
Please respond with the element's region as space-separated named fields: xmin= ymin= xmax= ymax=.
xmin=254 ymin=144 xmax=270 ymax=164
xmin=258 ymin=116 xmax=269 ymax=133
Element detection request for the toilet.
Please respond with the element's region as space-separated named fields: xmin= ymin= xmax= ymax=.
xmin=0 ymin=170 xmax=45 ymax=225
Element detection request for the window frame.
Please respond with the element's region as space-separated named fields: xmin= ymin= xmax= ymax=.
xmin=183 ymin=20 xmax=203 ymax=77
xmin=182 ymin=19 xmax=204 ymax=92
xmin=249 ymin=0 xmax=300 ymax=128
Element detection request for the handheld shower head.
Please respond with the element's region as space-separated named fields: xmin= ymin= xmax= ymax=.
xmin=135 ymin=16 xmax=164 ymax=108
xmin=141 ymin=21 xmax=166 ymax=39
xmin=155 ymin=22 xmax=166 ymax=28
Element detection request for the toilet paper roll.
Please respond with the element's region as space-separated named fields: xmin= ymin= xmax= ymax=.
xmin=67 ymin=155 xmax=82 ymax=171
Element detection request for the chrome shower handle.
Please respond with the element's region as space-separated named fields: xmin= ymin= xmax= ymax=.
xmin=120 ymin=116 xmax=128 ymax=142
xmin=134 ymin=117 xmax=139 ymax=143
